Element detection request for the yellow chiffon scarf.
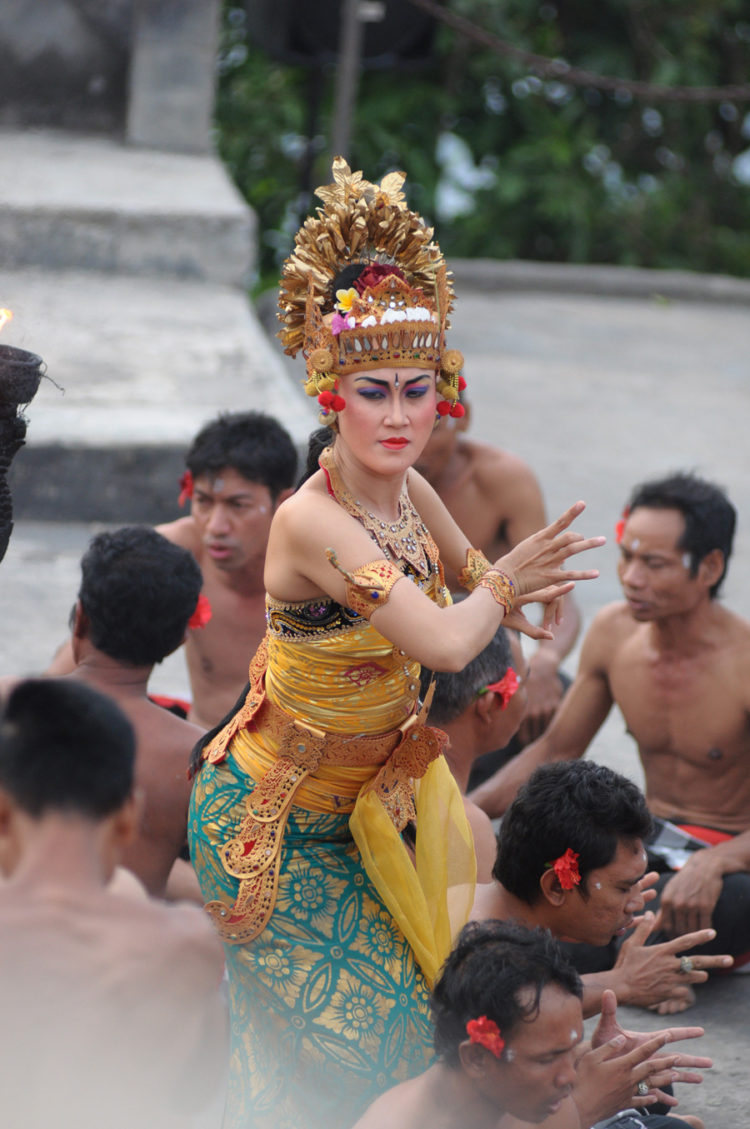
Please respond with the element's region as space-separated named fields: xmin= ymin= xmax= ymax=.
xmin=232 ymin=729 xmax=476 ymax=987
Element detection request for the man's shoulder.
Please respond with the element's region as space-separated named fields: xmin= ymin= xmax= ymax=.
xmin=459 ymin=439 xmax=539 ymax=487
xmin=155 ymin=516 xmax=202 ymax=555
xmin=582 ymin=602 xmax=635 ymax=656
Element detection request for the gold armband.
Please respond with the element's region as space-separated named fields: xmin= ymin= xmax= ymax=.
xmin=457 ymin=547 xmax=493 ymax=591
xmin=325 ymin=549 xmax=403 ymax=619
xmin=476 ymin=568 xmax=516 ymax=615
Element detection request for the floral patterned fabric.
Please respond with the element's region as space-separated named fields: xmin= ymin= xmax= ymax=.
xmin=189 ymin=753 xmax=432 ymax=1129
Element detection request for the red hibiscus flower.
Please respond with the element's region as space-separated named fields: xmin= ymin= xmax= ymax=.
xmin=551 ymin=847 xmax=581 ymax=891
xmin=484 ymin=668 xmax=519 ymax=711
xmin=188 ymin=593 xmax=212 ymax=630
xmin=178 ymin=470 xmax=194 ymax=507
xmin=466 ymin=1016 xmax=505 ymax=1058
xmin=354 ymin=263 xmax=406 ymax=294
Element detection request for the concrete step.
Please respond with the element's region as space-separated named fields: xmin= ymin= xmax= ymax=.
xmin=0 ymin=129 xmax=254 ymax=286
xmin=2 ymin=267 xmax=313 ymax=523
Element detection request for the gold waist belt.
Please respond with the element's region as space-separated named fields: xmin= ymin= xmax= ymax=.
xmin=199 ymin=639 xmax=476 ymax=985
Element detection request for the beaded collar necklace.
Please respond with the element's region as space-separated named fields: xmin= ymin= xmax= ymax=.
xmin=319 ymin=446 xmax=435 ymax=577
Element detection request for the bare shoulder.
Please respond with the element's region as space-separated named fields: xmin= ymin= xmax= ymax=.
xmin=155 ymin=516 xmax=202 ymax=556
xmin=463 ymin=439 xmax=542 ymax=495
xmin=580 ymin=602 xmax=634 ymax=666
xmin=120 ymin=895 xmax=224 ymax=974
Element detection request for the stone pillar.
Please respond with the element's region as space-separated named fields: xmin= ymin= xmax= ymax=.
xmin=126 ymin=0 xmax=220 ymax=153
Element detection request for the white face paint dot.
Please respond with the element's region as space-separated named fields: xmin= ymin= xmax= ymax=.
xmin=631 ymin=538 xmax=640 ymax=551
xmin=257 ymin=505 xmax=268 ymax=514
xmin=682 ymin=553 xmax=691 ymax=569
xmin=504 ymin=1048 xmax=515 ymax=1062
xmin=593 ymin=881 xmax=602 ymax=890
xmin=212 ymin=477 xmax=224 ymax=493
xmin=570 ymin=1029 xmax=578 ymax=1043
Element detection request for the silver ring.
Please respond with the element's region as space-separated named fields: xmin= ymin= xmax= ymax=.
xmin=637 ymin=1081 xmax=650 ymax=1097
xmin=679 ymin=955 xmax=695 ymax=974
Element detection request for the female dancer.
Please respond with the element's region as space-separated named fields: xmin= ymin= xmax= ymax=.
xmin=188 ymin=160 xmax=604 ymax=1129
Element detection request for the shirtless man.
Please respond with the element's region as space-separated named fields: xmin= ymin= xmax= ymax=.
xmin=473 ymin=762 xmax=732 ymax=1016
xmin=157 ymin=411 xmax=297 ymax=729
xmin=0 ymin=678 xmax=226 ymax=1129
xmin=353 ymin=921 xmax=704 ymax=1129
xmin=420 ymin=622 xmax=528 ymax=880
xmin=64 ymin=526 xmax=207 ymax=896
xmin=471 ymin=472 xmax=750 ymax=953
xmin=416 ymin=411 xmax=580 ymax=746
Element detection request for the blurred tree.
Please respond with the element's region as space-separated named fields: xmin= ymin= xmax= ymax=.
xmin=215 ymin=1 xmax=750 ymax=290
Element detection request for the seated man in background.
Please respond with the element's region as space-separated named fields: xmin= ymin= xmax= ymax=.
xmin=473 ymin=761 xmax=732 ymax=1016
xmin=352 ymin=921 xmax=705 ymax=1129
xmin=157 ymin=410 xmax=298 ymax=728
xmin=416 ymin=409 xmax=579 ymax=760
xmin=471 ymin=472 xmax=750 ymax=966
xmin=420 ymin=620 xmax=528 ymax=880
xmin=0 ymin=679 xmax=226 ymax=1129
xmin=64 ymin=526 xmax=207 ymax=897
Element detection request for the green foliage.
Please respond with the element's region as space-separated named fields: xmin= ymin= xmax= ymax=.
xmin=215 ymin=2 xmax=750 ymax=288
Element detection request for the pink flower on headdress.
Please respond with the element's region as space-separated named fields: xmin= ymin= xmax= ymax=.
xmin=354 ymin=263 xmax=406 ymax=294
xmin=549 ymin=848 xmax=581 ymax=891
xmin=331 ymin=312 xmax=355 ymax=336
xmin=466 ymin=1016 xmax=505 ymax=1058
xmin=188 ymin=594 xmax=212 ymax=631
xmin=178 ymin=470 xmax=194 ymax=507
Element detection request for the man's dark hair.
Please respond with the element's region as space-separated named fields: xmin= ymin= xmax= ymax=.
xmin=78 ymin=526 xmax=203 ymax=667
xmin=186 ymin=411 xmax=297 ymax=501
xmin=494 ymin=761 xmax=652 ymax=904
xmin=432 ymin=921 xmax=582 ymax=1067
xmin=420 ymin=619 xmax=513 ymax=726
xmin=627 ymin=472 xmax=736 ymax=598
xmin=0 ymin=679 xmax=135 ymax=818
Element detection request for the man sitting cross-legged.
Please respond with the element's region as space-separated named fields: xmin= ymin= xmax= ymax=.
xmin=352 ymin=921 xmax=707 ymax=1129
xmin=473 ymin=762 xmax=732 ymax=1017
xmin=0 ymin=678 xmax=226 ymax=1129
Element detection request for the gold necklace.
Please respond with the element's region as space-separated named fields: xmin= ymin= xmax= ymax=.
xmin=320 ymin=446 xmax=437 ymax=577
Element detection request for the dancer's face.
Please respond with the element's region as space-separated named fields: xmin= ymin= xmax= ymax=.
xmin=336 ymin=366 xmax=438 ymax=475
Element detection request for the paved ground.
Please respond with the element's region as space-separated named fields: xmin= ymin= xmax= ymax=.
xmin=1 ymin=278 xmax=748 ymax=1126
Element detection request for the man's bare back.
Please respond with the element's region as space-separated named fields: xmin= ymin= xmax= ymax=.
xmin=72 ymin=680 xmax=204 ymax=894
xmin=0 ymin=880 xmax=226 ymax=1129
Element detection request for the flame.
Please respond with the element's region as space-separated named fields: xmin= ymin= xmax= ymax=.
xmin=0 ymin=309 xmax=12 ymax=334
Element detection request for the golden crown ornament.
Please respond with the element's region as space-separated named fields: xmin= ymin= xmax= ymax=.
xmin=278 ymin=158 xmax=466 ymax=423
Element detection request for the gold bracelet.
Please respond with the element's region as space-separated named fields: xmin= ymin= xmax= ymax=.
xmin=476 ymin=568 xmax=516 ymax=615
xmin=457 ymin=547 xmax=493 ymax=591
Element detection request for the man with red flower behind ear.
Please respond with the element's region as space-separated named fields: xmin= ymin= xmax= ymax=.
xmin=419 ymin=617 xmax=528 ymax=881
xmin=352 ymin=922 xmax=701 ymax=1129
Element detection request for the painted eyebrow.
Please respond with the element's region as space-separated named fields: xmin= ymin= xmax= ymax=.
xmin=353 ymin=374 xmax=432 ymax=387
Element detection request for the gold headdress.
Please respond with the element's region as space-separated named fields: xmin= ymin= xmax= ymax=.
xmin=278 ymin=158 xmax=465 ymax=421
